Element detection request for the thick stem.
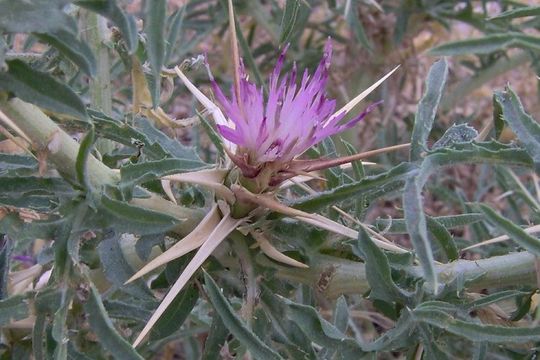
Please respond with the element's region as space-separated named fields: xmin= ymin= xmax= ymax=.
xmin=230 ymin=232 xmax=258 ymax=327
xmin=0 ymin=97 xmax=203 ymax=237
xmin=80 ymin=10 xmax=114 ymax=155
xmin=0 ymin=97 xmax=117 ymax=187
xmin=271 ymin=251 xmax=537 ymax=299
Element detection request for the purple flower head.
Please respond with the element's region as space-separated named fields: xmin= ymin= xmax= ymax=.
xmin=210 ymin=40 xmax=378 ymax=177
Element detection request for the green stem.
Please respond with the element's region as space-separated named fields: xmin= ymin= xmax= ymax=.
xmin=80 ymin=10 xmax=114 ymax=155
xmin=271 ymin=251 xmax=537 ymax=299
xmin=1 ymin=97 xmax=117 ymax=187
xmin=0 ymin=97 xmax=203 ymax=237
xmin=230 ymin=232 xmax=258 ymax=327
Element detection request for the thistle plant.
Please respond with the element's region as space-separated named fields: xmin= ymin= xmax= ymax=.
xmin=1 ymin=1 xmax=540 ymax=359
xmin=131 ymin=8 xmax=403 ymax=344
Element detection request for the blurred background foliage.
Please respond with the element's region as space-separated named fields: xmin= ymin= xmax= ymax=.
xmin=0 ymin=0 xmax=540 ymax=359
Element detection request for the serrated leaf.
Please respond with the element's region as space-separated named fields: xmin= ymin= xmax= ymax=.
xmin=87 ymin=112 xmax=182 ymax=160
xmin=120 ymin=158 xmax=208 ymax=188
xmin=51 ymin=287 xmax=73 ymax=360
xmin=0 ymin=0 xmax=74 ymax=33
xmin=489 ymin=5 xmax=540 ymax=20
xmin=35 ymin=29 xmax=96 ymax=76
xmin=474 ymin=203 xmax=540 ymax=255
xmin=34 ymin=287 xmax=63 ymax=314
xmin=426 ymin=216 xmax=458 ymax=262
xmin=85 ymin=283 xmax=144 ymax=360
xmin=418 ymin=142 xmax=533 ymax=187
xmin=466 ymin=290 xmax=529 ymax=311
xmin=432 ymin=124 xmax=478 ymax=149
xmin=259 ymin=288 xmax=317 ymax=359
xmin=100 ymin=195 xmax=181 ymax=235
xmin=280 ymin=296 xmax=365 ymax=357
xmin=429 ymin=33 xmax=540 ymax=56
xmin=0 ymin=214 xmax=62 ymax=251
xmin=404 ymin=176 xmax=438 ymax=293
xmin=0 ymin=294 xmax=29 ymax=326
xmin=364 ymin=310 xmax=416 ymax=351
xmin=413 ymin=307 xmax=540 ymax=343
xmin=103 ymin=300 xmax=152 ymax=322
xmin=494 ymin=86 xmax=540 ymax=173
xmin=149 ymin=284 xmax=198 ymax=340
xmin=145 ymin=0 xmax=166 ymax=107
xmin=76 ymin=0 xmax=138 ymax=53
xmin=410 ymin=58 xmax=448 ymax=161
xmin=0 ymin=176 xmax=73 ymax=196
xmin=203 ymin=271 xmax=283 ymax=360
xmin=98 ymin=231 xmax=153 ymax=300
xmin=351 ymin=227 xmax=411 ymax=303
xmin=0 ymin=60 xmax=88 ymax=120
xmin=492 ymin=93 xmax=505 ymax=140
xmin=135 ymin=233 xmax=164 ymax=261
xmin=375 ymin=213 xmax=484 ymax=234
xmin=136 ymin=116 xmax=202 ymax=159
xmin=291 ymin=162 xmax=415 ymax=212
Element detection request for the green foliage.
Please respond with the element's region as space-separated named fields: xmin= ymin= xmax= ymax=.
xmin=0 ymin=60 xmax=88 ymax=120
xmin=144 ymin=0 xmax=166 ymax=107
xmin=1 ymin=1 xmax=540 ymax=359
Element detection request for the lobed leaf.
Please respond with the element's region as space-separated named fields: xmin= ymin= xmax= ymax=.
xmin=149 ymin=285 xmax=198 ymax=340
xmin=403 ymin=177 xmax=438 ymax=293
xmin=351 ymin=227 xmax=411 ymax=303
xmin=85 ymin=283 xmax=144 ymax=360
xmin=35 ymin=29 xmax=96 ymax=76
xmin=280 ymin=296 xmax=365 ymax=357
xmin=100 ymin=195 xmax=181 ymax=236
xmin=494 ymin=86 xmax=540 ymax=173
xmin=466 ymin=290 xmax=530 ymax=311
xmin=203 ymin=271 xmax=283 ymax=360
xmin=0 ymin=60 xmax=88 ymax=120
xmin=375 ymin=213 xmax=484 ymax=234
xmin=426 ymin=216 xmax=458 ymax=262
xmin=410 ymin=58 xmax=448 ymax=161
xmin=475 ymin=203 xmax=540 ymax=255
xmin=413 ymin=307 xmax=540 ymax=343
xmin=291 ymin=162 xmax=416 ymax=212
xmin=98 ymin=232 xmax=154 ymax=300
xmin=0 ymin=294 xmax=30 ymax=326
xmin=120 ymin=158 xmax=208 ymax=188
